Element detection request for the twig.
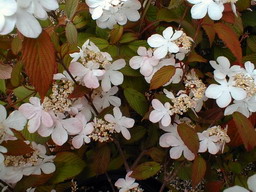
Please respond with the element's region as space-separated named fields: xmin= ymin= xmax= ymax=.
xmin=139 ymin=0 xmax=154 ymax=33
xmin=114 ymin=139 xmax=130 ymax=171
xmin=131 ymin=150 xmax=147 ymax=169
xmin=105 ymin=172 xmax=116 ymax=192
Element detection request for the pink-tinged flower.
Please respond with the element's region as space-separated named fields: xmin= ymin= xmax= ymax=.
xmin=0 ymin=63 xmax=12 ymax=79
xmin=149 ymin=99 xmax=173 ymax=127
xmin=19 ymin=97 xmax=53 ymax=133
xmin=205 ymin=78 xmax=247 ymax=108
xmin=104 ymin=107 xmax=135 ymax=140
xmin=159 ymin=123 xmax=195 ymax=161
xmin=38 ymin=113 xmax=82 ymax=146
xmin=0 ymin=104 xmax=27 ymax=143
xmin=147 ymin=27 xmax=183 ymax=59
xmin=92 ymin=86 xmax=121 ymax=112
xmin=224 ymin=173 xmax=256 ymax=192
xmin=198 ymin=126 xmax=230 ymax=155
xmin=101 ymin=59 xmax=126 ymax=92
xmin=129 ymin=47 xmax=160 ymax=77
xmin=0 ymin=146 xmax=7 ymax=163
xmin=115 ymin=171 xmax=139 ymax=192
xmin=72 ymin=113 xmax=94 ymax=149
xmin=69 ymin=61 xmax=105 ymax=89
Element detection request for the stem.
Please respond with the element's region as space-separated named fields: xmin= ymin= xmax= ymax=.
xmin=58 ymin=58 xmax=99 ymax=115
xmin=139 ymin=0 xmax=153 ymax=33
xmin=114 ymin=139 xmax=130 ymax=171
xmin=131 ymin=150 xmax=147 ymax=169
xmin=139 ymin=20 xmax=160 ymax=36
xmin=105 ymin=172 xmax=116 ymax=192
xmin=6 ymin=91 xmax=36 ymax=109
xmin=178 ymin=6 xmax=189 ymax=30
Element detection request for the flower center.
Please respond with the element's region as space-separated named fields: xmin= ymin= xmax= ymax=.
xmin=89 ymin=118 xmax=116 ymax=142
xmin=173 ymin=32 xmax=192 ymax=51
xmin=43 ymin=80 xmax=74 ymax=113
xmin=171 ymin=94 xmax=196 ymax=115
xmin=233 ymin=73 xmax=256 ymax=97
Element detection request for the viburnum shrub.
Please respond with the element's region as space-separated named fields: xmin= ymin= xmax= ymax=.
xmin=0 ymin=0 xmax=256 ymax=191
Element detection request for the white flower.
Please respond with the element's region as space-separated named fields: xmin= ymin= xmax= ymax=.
xmin=129 ymin=47 xmax=159 ymax=77
xmin=205 ymin=78 xmax=247 ymax=108
xmin=86 ymin=0 xmax=141 ymax=29
xmin=187 ymin=0 xmax=225 ymax=20
xmin=0 ymin=0 xmax=17 ymax=35
xmin=104 ymin=107 xmax=135 ymax=140
xmin=147 ymin=27 xmax=183 ymax=59
xmin=210 ymin=56 xmax=242 ymax=80
xmin=101 ymin=59 xmax=126 ymax=92
xmin=159 ymin=123 xmax=195 ymax=161
xmin=198 ymin=126 xmax=230 ymax=154
xmin=115 ymin=171 xmax=139 ymax=192
xmin=149 ymin=99 xmax=173 ymax=127
xmin=72 ymin=113 xmax=94 ymax=149
xmin=38 ymin=113 xmax=82 ymax=146
xmin=224 ymin=173 xmax=256 ymax=192
xmin=92 ymin=86 xmax=121 ymax=112
xmin=224 ymin=96 xmax=256 ymax=117
xmin=244 ymin=61 xmax=256 ymax=82
xmin=53 ymin=71 xmax=73 ymax=81
xmin=69 ymin=61 xmax=105 ymax=89
xmin=14 ymin=0 xmax=59 ymax=38
xmin=19 ymin=97 xmax=53 ymax=133
xmin=0 ymin=104 xmax=27 ymax=143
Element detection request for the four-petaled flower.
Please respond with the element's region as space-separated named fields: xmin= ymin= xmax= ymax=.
xmin=104 ymin=107 xmax=135 ymax=140
xmin=115 ymin=171 xmax=139 ymax=192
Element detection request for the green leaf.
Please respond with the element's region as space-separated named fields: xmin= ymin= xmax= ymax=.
xmin=123 ymin=126 xmax=146 ymax=144
xmin=108 ymin=156 xmax=123 ymax=171
xmin=49 ymin=152 xmax=86 ymax=184
xmin=89 ymin=37 xmax=109 ymax=50
xmin=0 ymin=79 xmax=6 ymax=93
xmin=232 ymin=112 xmax=256 ymax=151
xmin=150 ymin=66 xmax=176 ymax=90
xmin=228 ymin=162 xmax=242 ymax=174
xmin=247 ymin=36 xmax=256 ymax=52
xmin=65 ymin=22 xmax=78 ymax=45
xmin=11 ymin=61 xmax=23 ymax=87
xmin=131 ymin=161 xmax=161 ymax=180
xmin=243 ymin=54 xmax=256 ymax=64
xmin=21 ymin=126 xmax=50 ymax=144
xmin=65 ymin=0 xmax=79 ymax=19
xmin=236 ymin=0 xmax=251 ymax=11
xmin=11 ymin=36 xmax=22 ymax=55
xmin=177 ymin=123 xmax=199 ymax=155
xmin=242 ymin=11 xmax=256 ymax=27
xmin=168 ymin=0 xmax=184 ymax=9
xmin=128 ymin=40 xmax=148 ymax=52
xmin=119 ymin=33 xmax=138 ymax=44
xmin=13 ymin=86 xmax=35 ymax=102
xmin=192 ymin=156 xmax=207 ymax=188
xmin=119 ymin=65 xmax=141 ymax=77
xmin=109 ymin=25 xmax=123 ymax=44
xmin=145 ymin=147 xmax=165 ymax=163
xmin=124 ymin=88 xmax=149 ymax=116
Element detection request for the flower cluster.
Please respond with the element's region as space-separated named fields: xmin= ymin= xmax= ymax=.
xmin=86 ymin=0 xmax=141 ymax=29
xmin=0 ymin=0 xmax=59 ymax=38
xmin=115 ymin=171 xmax=143 ymax=192
xmin=205 ymin=57 xmax=256 ymax=117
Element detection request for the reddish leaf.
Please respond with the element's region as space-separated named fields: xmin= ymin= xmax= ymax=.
xmin=2 ymin=140 xmax=34 ymax=156
xmin=91 ymin=144 xmax=111 ymax=175
xmin=110 ymin=25 xmax=124 ymax=44
xmin=177 ymin=123 xmax=199 ymax=155
xmin=227 ymin=119 xmax=243 ymax=147
xmin=131 ymin=161 xmax=161 ymax=180
xmin=192 ymin=156 xmax=207 ymax=188
xmin=214 ymin=23 xmax=242 ymax=64
xmin=202 ymin=17 xmax=215 ymax=46
xmin=205 ymin=181 xmax=224 ymax=192
xmin=145 ymin=147 xmax=165 ymax=163
xmin=150 ymin=66 xmax=175 ymax=90
xmin=187 ymin=51 xmax=207 ymax=63
xmin=222 ymin=12 xmax=235 ymax=24
xmin=232 ymin=112 xmax=256 ymax=151
xmin=68 ymin=84 xmax=90 ymax=98
xmin=22 ymin=31 xmax=57 ymax=98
